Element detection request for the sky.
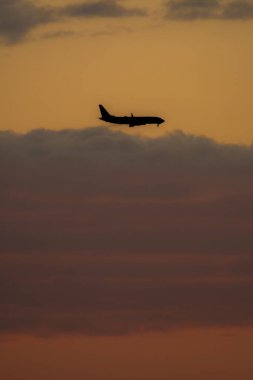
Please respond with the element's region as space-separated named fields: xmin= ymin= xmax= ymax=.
xmin=1 ymin=1 xmax=253 ymax=380
xmin=1 ymin=0 xmax=253 ymax=142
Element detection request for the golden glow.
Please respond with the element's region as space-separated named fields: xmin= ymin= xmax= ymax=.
xmin=1 ymin=328 xmax=253 ymax=380
xmin=0 ymin=1 xmax=253 ymax=142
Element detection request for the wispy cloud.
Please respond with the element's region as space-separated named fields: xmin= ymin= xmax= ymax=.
xmin=164 ymin=0 xmax=253 ymax=20
xmin=61 ymin=0 xmax=146 ymax=18
xmin=0 ymin=0 xmax=146 ymax=45
xmin=222 ymin=0 xmax=253 ymax=19
xmin=165 ymin=0 xmax=220 ymax=20
xmin=0 ymin=0 xmax=54 ymax=44
xmin=1 ymin=1 xmax=253 ymax=45
xmin=1 ymin=127 xmax=253 ymax=336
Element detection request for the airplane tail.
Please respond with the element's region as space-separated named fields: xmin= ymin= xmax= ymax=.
xmin=99 ymin=104 xmax=111 ymax=120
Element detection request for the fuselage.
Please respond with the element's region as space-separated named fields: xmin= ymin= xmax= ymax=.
xmin=100 ymin=115 xmax=165 ymax=127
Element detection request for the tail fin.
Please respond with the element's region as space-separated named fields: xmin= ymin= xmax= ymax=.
xmin=99 ymin=104 xmax=111 ymax=120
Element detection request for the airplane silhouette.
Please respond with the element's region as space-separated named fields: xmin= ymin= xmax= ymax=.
xmin=99 ymin=105 xmax=165 ymax=127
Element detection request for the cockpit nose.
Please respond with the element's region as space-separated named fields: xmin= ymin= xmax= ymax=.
xmin=160 ymin=118 xmax=165 ymax=124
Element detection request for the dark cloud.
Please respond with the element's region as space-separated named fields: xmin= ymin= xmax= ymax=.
xmin=222 ymin=0 xmax=253 ymax=19
xmin=165 ymin=0 xmax=220 ymax=20
xmin=1 ymin=127 xmax=253 ymax=336
xmin=61 ymin=0 xmax=146 ymax=18
xmin=0 ymin=0 xmax=54 ymax=44
xmin=164 ymin=0 xmax=253 ymax=20
xmin=0 ymin=0 xmax=145 ymax=45
xmin=1 ymin=1 xmax=252 ymax=44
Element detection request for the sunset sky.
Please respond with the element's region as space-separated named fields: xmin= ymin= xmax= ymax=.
xmin=1 ymin=1 xmax=253 ymax=380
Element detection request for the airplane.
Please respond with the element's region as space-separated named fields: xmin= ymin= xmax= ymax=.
xmin=99 ymin=105 xmax=165 ymax=127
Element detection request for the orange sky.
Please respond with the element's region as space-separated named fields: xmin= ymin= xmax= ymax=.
xmin=1 ymin=2 xmax=253 ymax=380
xmin=0 ymin=0 xmax=253 ymax=142
xmin=1 ymin=328 xmax=253 ymax=380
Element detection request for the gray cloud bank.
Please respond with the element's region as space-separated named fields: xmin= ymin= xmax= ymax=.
xmin=0 ymin=0 xmax=145 ymax=44
xmin=1 ymin=127 xmax=253 ymax=336
xmin=165 ymin=0 xmax=253 ymax=20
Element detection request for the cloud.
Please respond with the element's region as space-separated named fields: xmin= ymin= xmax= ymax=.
xmin=222 ymin=0 xmax=253 ymax=19
xmin=165 ymin=0 xmax=220 ymax=20
xmin=164 ymin=0 xmax=253 ymax=20
xmin=1 ymin=127 xmax=253 ymax=336
xmin=40 ymin=30 xmax=79 ymax=41
xmin=0 ymin=0 xmax=54 ymax=44
xmin=1 ymin=1 xmax=253 ymax=44
xmin=61 ymin=0 xmax=146 ymax=18
xmin=0 ymin=0 xmax=145 ymax=45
